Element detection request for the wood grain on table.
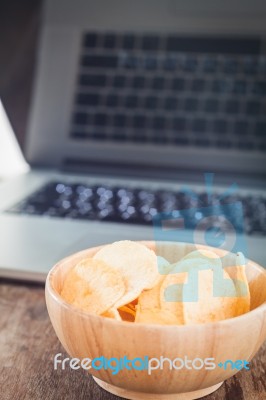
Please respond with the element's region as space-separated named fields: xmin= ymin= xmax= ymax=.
xmin=0 ymin=281 xmax=265 ymax=400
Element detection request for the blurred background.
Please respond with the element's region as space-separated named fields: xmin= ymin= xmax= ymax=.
xmin=0 ymin=0 xmax=266 ymax=277
xmin=0 ymin=0 xmax=42 ymax=150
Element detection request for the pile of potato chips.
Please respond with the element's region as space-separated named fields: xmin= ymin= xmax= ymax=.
xmin=60 ymin=240 xmax=250 ymax=325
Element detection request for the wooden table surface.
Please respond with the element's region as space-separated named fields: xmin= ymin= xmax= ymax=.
xmin=0 ymin=279 xmax=265 ymax=400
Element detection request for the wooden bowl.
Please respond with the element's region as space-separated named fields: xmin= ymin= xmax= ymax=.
xmin=45 ymin=242 xmax=266 ymax=400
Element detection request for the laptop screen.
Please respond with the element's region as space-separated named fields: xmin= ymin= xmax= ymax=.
xmin=26 ymin=0 xmax=266 ymax=175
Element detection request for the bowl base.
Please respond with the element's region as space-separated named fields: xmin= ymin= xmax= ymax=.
xmin=93 ymin=377 xmax=223 ymax=400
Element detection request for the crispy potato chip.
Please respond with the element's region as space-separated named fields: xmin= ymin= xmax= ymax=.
xmin=102 ymin=308 xmax=122 ymax=320
xmin=157 ymin=256 xmax=172 ymax=275
xmin=93 ymin=240 xmax=159 ymax=308
xmin=135 ymin=307 xmax=182 ymax=325
xmin=183 ymin=268 xmax=244 ymax=324
xmin=159 ymin=269 xmax=186 ymax=325
xmin=119 ymin=305 xmax=136 ymax=317
xmin=118 ymin=308 xmax=135 ymax=322
xmin=183 ymin=249 xmax=222 ymax=268
xmin=138 ymin=257 xmax=170 ymax=310
xmin=60 ymin=240 xmax=250 ymax=326
xmin=138 ymin=286 xmax=161 ymax=310
xmin=60 ymin=258 xmax=125 ymax=314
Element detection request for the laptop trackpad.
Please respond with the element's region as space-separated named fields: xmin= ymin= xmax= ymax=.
xmin=0 ymin=214 xmax=94 ymax=275
xmin=0 ymin=214 xmax=153 ymax=279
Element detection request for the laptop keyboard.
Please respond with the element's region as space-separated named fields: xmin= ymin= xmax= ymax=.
xmin=6 ymin=181 xmax=266 ymax=235
xmin=70 ymin=32 xmax=266 ymax=150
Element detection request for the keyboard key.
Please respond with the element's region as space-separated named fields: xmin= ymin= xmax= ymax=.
xmin=132 ymin=132 xmax=147 ymax=143
xmin=163 ymin=56 xmax=177 ymax=71
xmin=103 ymin=34 xmax=117 ymax=49
xmin=82 ymin=55 xmax=118 ymax=68
xmin=121 ymin=55 xmax=139 ymax=69
xmin=255 ymin=122 xmax=266 ymax=136
xmin=113 ymin=114 xmax=126 ymax=127
xmin=215 ymin=140 xmax=231 ymax=148
xmin=113 ymin=75 xmax=126 ymax=88
xmin=125 ymin=95 xmax=138 ymax=108
xmin=246 ymin=101 xmax=260 ymax=115
xmin=243 ymin=57 xmax=258 ymax=74
xmin=122 ymin=35 xmax=135 ymax=50
xmin=172 ymin=117 xmax=186 ymax=131
xmin=258 ymin=142 xmax=266 ymax=151
xmin=232 ymin=80 xmax=247 ymax=94
xmin=223 ymin=58 xmax=238 ymax=74
xmin=184 ymin=56 xmax=198 ymax=72
xmin=205 ymin=99 xmax=219 ymax=113
xmin=145 ymin=96 xmax=158 ymax=109
xmin=152 ymin=134 xmax=168 ymax=144
xmin=191 ymin=79 xmax=205 ymax=92
xmin=194 ymin=138 xmax=210 ymax=147
xmin=235 ymin=120 xmax=248 ymax=135
xmin=94 ymin=113 xmax=107 ymax=126
xmin=184 ymin=98 xmax=198 ymax=112
xmin=112 ymin=132 xmax=126 ymax=141
xmin=192 ymin=119 xmax=206 ymax=133
xmin=144 ymin=56 xmax=157 ymax=70
xmin=152 ymin=77 xmax=165 ymax=90
xmin=173 ymin=137 xmax=189 ymax=145
xmin=132 ymin=76 xmax=145 ymax=89
xmin=225 ymin=100 xmax=239 ymax=114
xmin=83 ymin=33 xmax=97 ymax=48
xmin=237 ymin=141 xmax=254 ymax=150
xmin=212 ymin=79 xmax=231 ymax=93
xmin=164 ymin=97 xmax=178 ymax=110
xmin=142 ymin=35 xmax=159 ymax=51
xmin=92 ymin=132 xmax=106 ymax=141
xmin=252 ymin=81 xmax=266 ymax=95
xmin=153 ymin=116 xmax=165 ymax=130
xmin=73 ymin=112 xmax=87 ymax=125
xmin=213 ymin=119 xmax=227 ymax=134
xmin=106 ymin=94 xmax=119 ymax=107
xmin=133 ymin=115 xmax=147 ymax=128
xmin=79 ymin=74 xmax=106 ymax=87
xmin=203 ymin=56 xmax=218 ymax=73
xmin=172 ymin=78 xmax=185 ymax=91
xmin=76 ymin=93 xmax=99 ymax=106
xmin=258 ymin=58 xmax=266 ymax=74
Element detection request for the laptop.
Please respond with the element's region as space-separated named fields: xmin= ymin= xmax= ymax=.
xmin=0 ymin=0 xmax=265 ymax=281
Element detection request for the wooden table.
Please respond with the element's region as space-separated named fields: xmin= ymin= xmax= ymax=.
xmin=0 ymin=280 xmax=265 ymax=400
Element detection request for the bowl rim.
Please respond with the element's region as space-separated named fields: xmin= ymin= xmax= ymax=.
xmin=45 ymin=241 xmax=266 ymax=330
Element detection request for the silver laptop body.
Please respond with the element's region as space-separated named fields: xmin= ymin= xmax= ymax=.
xmin=0 ymin=0 xmax=265 ymax=281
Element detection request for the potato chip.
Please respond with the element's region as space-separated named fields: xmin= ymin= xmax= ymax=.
xmin=93 ymin=240 xmax=159 ymax=308
xmin=157 ymin=256 xmax=172 ymax=275
xmin=183 ymin=249 xmax=222 ymax=268
xmin=119 ymin=305 xmax=136 ymax=317
xmin=135 ymin=307 xmax=182 ymax=325
xmin=118 ymin=308 xmax=135 ymax=322
xmin=60 ymin=258 xmax=125 ymax=314
xmin=102 ymin=308 xmax=122 ymax=320
xmin=183 ymin=267 xmax=245 ymax=324
xmin=60 ymin=240 xmax=251 ymax=326
xmin=138 ymin=257 xmax=170 ymax=310
xmin=159 ymin=268 xmax=186 ymax=325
